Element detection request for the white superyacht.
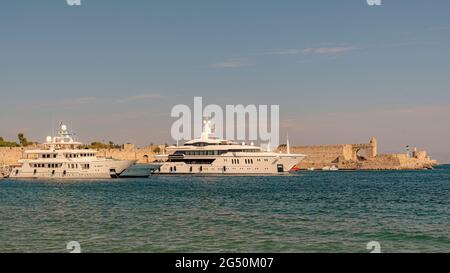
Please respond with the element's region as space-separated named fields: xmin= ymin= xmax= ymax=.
xmin=156 ymin=120 xmax=306 ymax=174
xmin=9 ymin=124 xmax=135 ymax=179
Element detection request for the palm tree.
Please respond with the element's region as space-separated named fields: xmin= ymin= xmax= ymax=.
xmin=18 ymin=133 xmax=29 ymax=147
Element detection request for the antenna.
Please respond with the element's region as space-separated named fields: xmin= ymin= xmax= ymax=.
xmin=287 ymin=133 xmax=290 ymax=154
xmin=267 ymin=137 xmax=271 ymax=152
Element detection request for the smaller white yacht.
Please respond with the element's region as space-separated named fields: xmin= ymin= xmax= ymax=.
xmin=9 ymin=124 xmax=135 ymax=179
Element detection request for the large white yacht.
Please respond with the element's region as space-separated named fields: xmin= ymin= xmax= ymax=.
xmin=156 ymin=120 xmax=306 ymax=174
xmin=9 ymin=124 xmax=135 ymax=179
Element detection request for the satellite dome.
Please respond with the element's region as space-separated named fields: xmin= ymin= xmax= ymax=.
xmin=46 ymin=136 xmax=52 ymax=143
xmin=61 ymin=124 xmax=67 ymax=131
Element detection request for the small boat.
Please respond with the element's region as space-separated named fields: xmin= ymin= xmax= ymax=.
xmin=322 ymin=165 xmax=339 ymax=171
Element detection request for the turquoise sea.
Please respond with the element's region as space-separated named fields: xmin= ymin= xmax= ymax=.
xmin=1 ymin=166 xmax=449 ymax=253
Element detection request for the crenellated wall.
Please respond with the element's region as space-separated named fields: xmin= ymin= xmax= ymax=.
xmin=0 ymin=145 xmax=164 ymax=166
xmin=0 ymin=147 xmax=24 ymax=166
xmin=279 ymin=137 xmax=438 ymax=170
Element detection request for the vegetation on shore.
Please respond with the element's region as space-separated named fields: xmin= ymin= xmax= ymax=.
xmin=0 ymin=133 xmax=33 ymax=147
xmin=82 ymin=141 xmax=122 ymax=149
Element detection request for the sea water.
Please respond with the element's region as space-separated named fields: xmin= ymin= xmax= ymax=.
xmin=1 ymin=166 xmax=449 ymax=253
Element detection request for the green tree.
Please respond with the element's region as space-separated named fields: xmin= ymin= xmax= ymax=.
xmin=18 ymin=133 xmax=31 ymax=147
xmin=0 ymin=136 xmax=19 ymax=147
xmin=153 ymin=146 xmax=161 ymax=154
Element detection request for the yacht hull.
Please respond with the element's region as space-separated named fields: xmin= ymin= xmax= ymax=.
xmin=9 ymin=160 xmax=135 ymax=179
xmin=157 ymin=155 xmax=305 ymax=174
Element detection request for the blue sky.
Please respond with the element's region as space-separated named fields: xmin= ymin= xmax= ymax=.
xmin=1 ymin=0 xmax=450 ymax=162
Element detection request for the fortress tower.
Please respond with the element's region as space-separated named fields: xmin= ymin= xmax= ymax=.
xmin=368 ymin=137 xmax=378 ymax=158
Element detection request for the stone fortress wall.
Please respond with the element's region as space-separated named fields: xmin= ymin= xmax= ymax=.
xmin=278 ymin=137 xmax=438 ymax=170
xmin=0 ymin=143 xmax=162 ymax=166
xmin=0 ymin=147 xmax=24 ymax=166
xmin=1 ymin=137 xmax=438 ymax=170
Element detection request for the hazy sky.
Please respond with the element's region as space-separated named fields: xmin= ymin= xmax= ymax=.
xmin=1 ymin=0 xmax=450 ymax=162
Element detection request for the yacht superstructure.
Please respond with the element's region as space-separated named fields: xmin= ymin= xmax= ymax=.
xmin=156 ymin=120 xmax=306 ymax=174
xmin=9 ymin=124 xmax=135 ymax=179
